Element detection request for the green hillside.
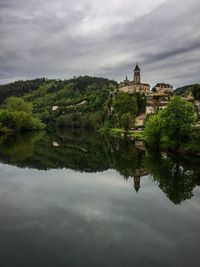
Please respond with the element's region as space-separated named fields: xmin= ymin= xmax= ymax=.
xmin=0 ymin=76 xmax=117 ymax=129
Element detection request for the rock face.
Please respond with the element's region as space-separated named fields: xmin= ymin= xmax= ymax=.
xmin=135 ymin=113 xmax=146 ymax=128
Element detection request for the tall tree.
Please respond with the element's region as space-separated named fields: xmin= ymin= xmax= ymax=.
xmin=160 ymin=96 xmax=196 ymax=148
xmin=113 ymin=92 xmax=138 ymax=116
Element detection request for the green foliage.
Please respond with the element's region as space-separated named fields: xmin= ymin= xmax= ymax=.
xmin=0 ymin=76 xmax=117 ymax=129
xmin=121 ymin=113 xmax=135 ymax=132
xmin=129 ymin=131 xmax=145 ymax=141
xmin=56 ymin=111 xmax=104 ymax=129
xmin=5 ymin=96 xmax=32 ymax=113
xmin=113 ymin=92 xmax=138 ymax=116
xmin=0 ymin=97 xmax=45 ymax=132
xmin=145 ymin=96 xmax=197 ymax=150
xmin=144 ymin=114 xmax=162 ymax=148
xmin=160 ymin=96 xmax=196 ymax=147
xmin=0 ymin=110 xmax=45 ymax=131
xmin=144 ymin=152 xmax=197 ymax=204
xmin=135 ymin=93 xmax=147 ymax=114
xmin=56 ymin=114 xmax=74 ymax=127
xmin=0 ymin=78 xmax=46 ymax=105
xmin=106 ymin=92 xmax=138 ymax=128
xmin=0 ymin=110 xmax=16 ymax=129
xmin=98 ymin=127 xmax=125 ymax=139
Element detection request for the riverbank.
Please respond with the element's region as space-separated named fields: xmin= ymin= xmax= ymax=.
xmin=98 ymin=127 xmax=200 ymax=156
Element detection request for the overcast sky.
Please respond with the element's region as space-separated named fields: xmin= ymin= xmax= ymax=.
xmin=0 ymin=0 xmax=199 ymax=88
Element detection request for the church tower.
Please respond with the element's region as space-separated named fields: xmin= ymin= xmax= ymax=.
xmin=134 ymin=64 xmax=141 ymax=84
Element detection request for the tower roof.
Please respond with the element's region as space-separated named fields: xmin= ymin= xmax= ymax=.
xmin=134 ymin=64 xmax=140 ymax=71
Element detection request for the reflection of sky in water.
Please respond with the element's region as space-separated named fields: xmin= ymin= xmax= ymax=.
xmin=0 ymin=163 xmax=200 ymax=267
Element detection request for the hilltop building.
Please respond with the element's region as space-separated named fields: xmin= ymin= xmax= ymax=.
xmin=119 ymin=64 xmax=150 ymax=94
xmin=118 ymin=64 xmax=173 ymax=116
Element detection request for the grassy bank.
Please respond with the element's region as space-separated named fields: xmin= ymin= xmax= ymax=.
xmin=98 ymin=127 xmax=145 ymax=141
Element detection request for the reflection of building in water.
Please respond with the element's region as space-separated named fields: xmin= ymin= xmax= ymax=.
xmin=134 ymin=176 xmax=141 ymax=192
xmin=133 ymin=168 xmax=149 ymax=192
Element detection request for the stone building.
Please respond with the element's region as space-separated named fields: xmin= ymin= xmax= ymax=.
xmin=144 ymin=83 xmax=173 ymax=115
xmin=145 ymin=90 xmax=172 ymax=114
xmin=118 ymin=64 xmax=150 ymax=94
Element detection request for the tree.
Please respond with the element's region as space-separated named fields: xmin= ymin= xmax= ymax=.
xmin=144 ymin=114 xmax=162 ymax=149
xmin=121 ymin=113 xmax=135 ymax=133
xmin=113 ymin=92 xmax=138 ymax=117
xmin=0 ymin=110 xmax=16 ymax=129
xmin=144 ymin=97 xmax=196 ymax=150
xmin=144 ymin=152 xmax=196 ymax=204
xmin=56 ymin=114 xmax=74 ymax=127
xmin=160 ymin=96 xmax=196 ymax=148
xmin=5 ymin=97 xmax=32 ymax=113
xmin=135 ymin=93 xmax=147 ymax=114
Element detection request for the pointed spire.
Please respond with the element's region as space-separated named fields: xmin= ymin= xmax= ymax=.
xmin=134 ymin=63 xmax=140 ymax=71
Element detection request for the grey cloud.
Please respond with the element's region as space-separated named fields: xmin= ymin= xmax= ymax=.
xmin=0 ymin=0 xmax=200 ymax=87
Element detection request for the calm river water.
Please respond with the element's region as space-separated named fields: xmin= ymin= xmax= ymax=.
xmin=0 ymin=129 xmax=200 ymax=267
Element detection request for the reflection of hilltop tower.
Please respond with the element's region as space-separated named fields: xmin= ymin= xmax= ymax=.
xmin=133 ymin=176 xmax=141 ymax=192
xmin=134 ymin=64 xmax=141 ymax=84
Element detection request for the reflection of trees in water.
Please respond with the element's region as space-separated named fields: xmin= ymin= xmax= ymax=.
xmin=144 ymin=152 xmax=200 ymax=204
xmin=0 ymin=131 xmax=46 ymax=162
xmin=104 ymin=137 xmax=148 ymax=192
xmin=0 ymin=129 xmax=199 ymax=204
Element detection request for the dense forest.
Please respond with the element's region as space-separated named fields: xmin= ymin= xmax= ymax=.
xmin=0 ymin=76 xmax=118 ymax=130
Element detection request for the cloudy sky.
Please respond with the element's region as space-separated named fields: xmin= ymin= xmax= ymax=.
xmin=0 ymin=0 xmax=199 ymax=88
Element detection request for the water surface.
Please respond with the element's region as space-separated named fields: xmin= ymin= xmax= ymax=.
xmin=0 ymin=130 xmax=200 ymax=267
